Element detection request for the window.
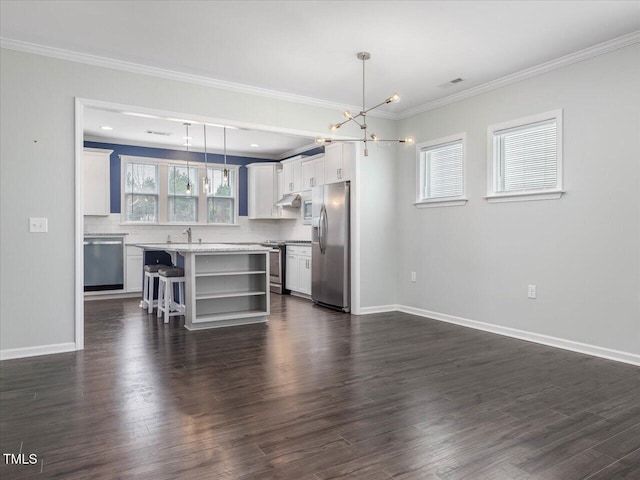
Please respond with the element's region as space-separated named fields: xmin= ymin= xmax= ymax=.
xmin=121 ymin=156 xmax=238 ymax=225
xmin=168 ymin=165 xmax=198 ymax=223
xmin=488 ymin=110 xmax=563 ymax=202
xmin=206 ymin=167 xmax=236 ymax=224
xmin=415 ymin=133 xmax=466 ymax=208
xmin=124 ymin=162 xmax=158 ymax=222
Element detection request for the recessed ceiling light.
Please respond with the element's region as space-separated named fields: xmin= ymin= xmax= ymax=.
xmin=100 ymin=125 xmax=113 ymax=130
xmin=168 ymin=117 xmax=199 ymax=124
xmin=146 ymin=130 xmax=173 ymax=136
xmin=250 ymin=144 xmax=259 ymax=148
xmin=183 ymin=143 xmax=192 ymax=147
xmin=122 ymin=111 xmax=159 ymax=119
xmin=183 ymin=136 xmax=193 ymax=140
xmin=204 ymin=122 xmax=238 ymax=130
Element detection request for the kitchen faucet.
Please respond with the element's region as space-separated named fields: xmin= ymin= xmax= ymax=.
xmin=183 ymin=227 xmax=192 ymax=244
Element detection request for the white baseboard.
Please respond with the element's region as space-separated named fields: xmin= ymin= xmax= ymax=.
xmin=396 ymin=305 xmax=640 ymax=367
xmin=357 ymin=305 xmax=399 ymax=315
xmin=84 ymin=292 xmax=140 ymax=301
xmin=0 ymin=342 xmax=78 ymax=361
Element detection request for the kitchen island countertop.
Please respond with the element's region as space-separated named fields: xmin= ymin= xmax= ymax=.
xmin=131 ymin=243 xmax=270 ymax=253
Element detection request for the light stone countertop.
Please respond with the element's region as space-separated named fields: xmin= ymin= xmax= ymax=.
xmin=130 ymin=243 xmax=270 ymax=253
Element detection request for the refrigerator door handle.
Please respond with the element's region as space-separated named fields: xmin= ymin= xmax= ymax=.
xmin=318 ymin=205 xmax=324 ymax=254
xmin=319 ymin=205 xmax=328 ymax=254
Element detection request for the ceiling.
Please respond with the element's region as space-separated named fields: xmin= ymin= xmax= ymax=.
xmin=84 ymin=108 xmax=315 ymax=159
xmin=2 ymin=1 xmax=639 ymax=116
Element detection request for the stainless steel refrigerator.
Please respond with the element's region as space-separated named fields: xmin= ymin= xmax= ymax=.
xmin=311 ymin=181 xmax=350 ymax=312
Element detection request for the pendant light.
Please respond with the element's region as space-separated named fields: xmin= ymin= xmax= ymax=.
xmin=223 ymin=126 xmax=229 ymax=187
xmin=316 ymin=52 xmax=414 ymax=156
xmin=203 ymin=124 xmax=211 ymax=194
xmin=184 ymin=123 xmax=192 ymax=196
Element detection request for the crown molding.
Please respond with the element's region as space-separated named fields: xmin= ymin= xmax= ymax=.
xmin=3 ymin=31 xmax=638 ymax=122
xmin=0 ymin=37 xmax=396 ymax=120
xmin=278 ymin=141 xmax=322 ymax=160
xmin=398 ymin=30 xmax=640 ymax=119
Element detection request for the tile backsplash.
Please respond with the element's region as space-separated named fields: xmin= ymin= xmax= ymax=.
xmin=84 ymin=214 xmax=311 ymax=244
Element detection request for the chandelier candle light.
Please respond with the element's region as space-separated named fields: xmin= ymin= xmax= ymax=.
xmin=316 ymin=52 xmax=414 ymax=156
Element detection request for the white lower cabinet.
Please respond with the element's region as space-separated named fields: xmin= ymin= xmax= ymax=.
xmin=286 ymin=245 xmax=311 ymax=296
xmin=286 ymin=254 xmax=299 ymax=292
xmin=297 ymin=255 xmax=311 ymax=295
xmin=126 ymin=247 xmax=143 ymax=292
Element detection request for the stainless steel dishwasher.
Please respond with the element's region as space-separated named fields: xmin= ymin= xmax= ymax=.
xmin=84 ymin=235 xmax=125 ymax=291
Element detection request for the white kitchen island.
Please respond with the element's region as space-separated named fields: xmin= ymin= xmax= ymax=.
xmin=133 ymin=243 xmax=271 ymax=330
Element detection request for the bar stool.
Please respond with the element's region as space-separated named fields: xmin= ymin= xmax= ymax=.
xmin=142 ymin=264 xmax=171 ymax=313
xmin=157 ymin=267 xmax=186 ymax=324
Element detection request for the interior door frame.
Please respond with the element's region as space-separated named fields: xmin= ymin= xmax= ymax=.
xmin=74 ymin=97 xmax=362 ymax=350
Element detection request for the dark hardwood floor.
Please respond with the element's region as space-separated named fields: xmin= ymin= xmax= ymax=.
xmin=1 ymin=295 xmax=639 ymax=479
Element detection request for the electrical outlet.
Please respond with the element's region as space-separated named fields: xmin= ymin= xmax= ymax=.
xmin=528 ymin=285 xmax=537 ymax=299
xmin=410 ymin=272 xmax=417 ymax=283
xmin=29 ymin=217 xmax=48 ymax=233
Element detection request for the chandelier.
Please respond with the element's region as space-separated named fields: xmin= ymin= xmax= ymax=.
xmin=316 ymin=52 xmax=414 ymax=156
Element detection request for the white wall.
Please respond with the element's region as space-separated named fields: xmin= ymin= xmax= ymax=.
xmin=6 ymin=43 xmax=635 ymax=361
xmin=396 ymin=44 xmax=640 ymax=356
xmin=0 ymin=48 xmax=398 ymax=355
xmin=357 ymin=143 xmax=399 ymax=309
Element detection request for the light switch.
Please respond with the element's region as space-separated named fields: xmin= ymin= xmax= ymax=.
xmin=29 ymin=217 xmax=48 ymax=233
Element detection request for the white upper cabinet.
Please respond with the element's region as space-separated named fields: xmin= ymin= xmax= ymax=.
xmin=301 ymin=154 xmax=325 ymax=191
xmin=281 ymin=155 xmax=305 ymax=193
xmin=301 ymin=160 xmax=314 ymax=191
xmin=324 ymin=143 xmax=355 ymax=184
xmin=247 ymin=163 xmax=280 ymax=219
xmin=83 ymin=147 xmax=113 ymax=216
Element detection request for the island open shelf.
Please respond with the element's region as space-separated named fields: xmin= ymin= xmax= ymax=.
xmin=195 ymin=270 xmax=266 ymax=277
xmin=186 ymin=249 xmax=270 ymax=330
xmin=133 ymin=243 xmax=270 ymax=330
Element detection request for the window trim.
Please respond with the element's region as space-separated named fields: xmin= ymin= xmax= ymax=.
xmin=486 ymin=109 xmax=564 ymax=203
xmin=414 ymin=132 xmax=468 ymax=208
xmin=120 ymin=155 xmax=240 ymax=226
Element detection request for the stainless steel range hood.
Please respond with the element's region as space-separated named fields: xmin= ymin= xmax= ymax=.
xmin=275 ymin=193 xmax=301 ymax=207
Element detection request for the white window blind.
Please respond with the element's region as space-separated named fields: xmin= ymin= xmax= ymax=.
xmin=422 ymin=141 xmax=464 ymax=199
xmin=495 ymin=120 xmax=557 ymax=192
